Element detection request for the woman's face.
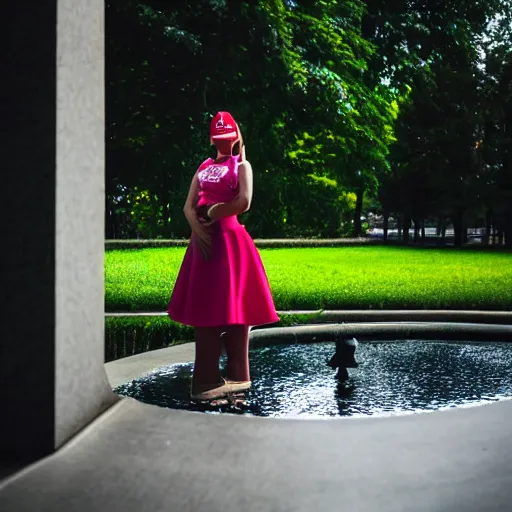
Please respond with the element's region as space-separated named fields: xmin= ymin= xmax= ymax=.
xmin=214 ymin=138 xmax=238 ymax=155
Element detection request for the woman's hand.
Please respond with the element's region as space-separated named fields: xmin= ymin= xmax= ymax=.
xmin=184 ymin=205 xmax=213 ymax=260
xmin=201 ymin=161 xmax=253 ymax=222
xmin=192 ymin=222 xmax=212 ymax=261
xmin=206 ymin=203 xmax=225 ymax=222
xmin=191 ymin=219 xmax=214 ymax=260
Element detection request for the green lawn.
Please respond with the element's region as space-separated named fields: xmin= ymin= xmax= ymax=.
xmin=105 ymin=246 xmax=512 ymax=311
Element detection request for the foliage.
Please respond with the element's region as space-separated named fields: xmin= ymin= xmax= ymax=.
xmin=105 ymin=0 xmax=512 ymax=244
xmin=283 ymin=173 xmax=357 ymax=237
xmin=126 ymin=188 xmax=167 ymax=239
xmin=479 ymin=44 xmax=512 ymax=243
xmin=371 ymin=0 xmax=512 ymax=245
xmin=106 ymin=0 xmax=400 ymax=238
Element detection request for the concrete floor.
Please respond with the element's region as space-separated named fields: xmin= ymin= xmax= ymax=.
xmin=1 ymin=397 xmax=512 ymax=511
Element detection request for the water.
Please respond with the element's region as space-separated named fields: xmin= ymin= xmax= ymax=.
xmin=115 ymin=341 xmax=512 ymax=418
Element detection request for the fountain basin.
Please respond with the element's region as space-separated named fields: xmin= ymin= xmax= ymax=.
xmin=114 ymin=335 xmax=512 ymax=418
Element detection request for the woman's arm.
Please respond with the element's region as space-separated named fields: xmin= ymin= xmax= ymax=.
xmin=183 ymin=173 xmax=213 ymax=259
xmin=207 ymin=160 xmax=254 ymax=220
xmin=183 ymin=173 xmax=203 ymax=228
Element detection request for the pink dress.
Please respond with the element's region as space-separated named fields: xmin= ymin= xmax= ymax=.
xmin=168 ymin=155 xmax=279 ymax=328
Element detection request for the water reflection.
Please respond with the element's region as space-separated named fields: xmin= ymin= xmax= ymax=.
xmin=115 ymin=341 xmax=512 ymax=418
xmin=335 ymin=381 xmax=356 ymax=416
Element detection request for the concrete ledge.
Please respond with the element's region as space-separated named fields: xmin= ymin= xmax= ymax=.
xmin=105 ymin=322 xmax=512 ymax=388
xmin=105 ymin=309 xmax=512 ymax=325
xmin=106 ymin=343 xmax=195 ymax=388
xmin=250 ymin=321 xmax=512 ymax=345
xmin=312 ymin=310 xmax=512 ymax=325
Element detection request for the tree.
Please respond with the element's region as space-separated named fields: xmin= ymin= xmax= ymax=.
xmin=372 ymin=0 xmax=512 ymax=246
xmin=481 ymin=48 xmax=512 ymax=246
xmin=105 ymin=0 xmax=399 ymax=238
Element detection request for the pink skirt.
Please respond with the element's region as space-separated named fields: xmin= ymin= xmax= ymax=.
xmin=168 ymin=216 xmax=279 ymax=327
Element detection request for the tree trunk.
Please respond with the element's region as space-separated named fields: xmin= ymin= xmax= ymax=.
xmin=413 ymin=217 xmax=420 ymax=243
xmin=403 ymin=216 xmax=411 ymax=244
xmin=105 ymin=196 xmax=114 ymax=239
xmin=452 ymin=210 xmax=465 ymax=248
xmin=484 ymin=210 xmax=492 ymax=245
xmin=353 ymin=185 xmax=364 ymax=237
xmin=505 ymin=209 xmax=512 ymax=248
xmin=421 ymin=220 xmax=426 ymax=243
xmin=383 ymin=212 xmax=389 ymax=241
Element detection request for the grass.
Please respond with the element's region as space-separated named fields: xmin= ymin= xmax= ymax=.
xmin=105 ymin=246 xmax=512 ymax=312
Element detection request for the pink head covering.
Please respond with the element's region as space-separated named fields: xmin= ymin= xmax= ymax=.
xmin=210 ymin=112 xmax=239 ymax=141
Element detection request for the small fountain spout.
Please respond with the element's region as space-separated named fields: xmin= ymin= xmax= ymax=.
xmin=327 ymin=337 xmax=359 ymax=382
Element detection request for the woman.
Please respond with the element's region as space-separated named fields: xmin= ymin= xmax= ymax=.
xmin=168 ymin=111 xmax=279 ymax=401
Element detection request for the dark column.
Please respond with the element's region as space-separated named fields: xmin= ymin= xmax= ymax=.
xmin=1 ymin=0 xmax=117 ymax=466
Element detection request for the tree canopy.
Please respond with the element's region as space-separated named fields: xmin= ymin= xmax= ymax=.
xmin=105 ymin=0 xmax=512 ymax=246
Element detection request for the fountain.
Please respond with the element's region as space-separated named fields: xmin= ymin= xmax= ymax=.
xmin=113 ymin=326 xmax=512 ymax=418
xmin=327 ymin=337 xmax=359 ymax=382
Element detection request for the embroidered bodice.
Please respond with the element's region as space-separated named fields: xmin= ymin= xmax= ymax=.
xmin=196 ymin=155 xmax=240 ymax=207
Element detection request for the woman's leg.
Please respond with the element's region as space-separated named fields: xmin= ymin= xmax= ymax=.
xmin=193 ymin=326 xmax=223 ymax=389
xmin=223 ymin=324 xmax=250 ymax=382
